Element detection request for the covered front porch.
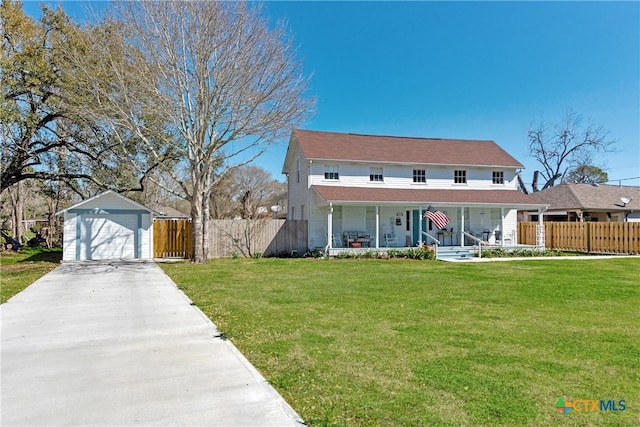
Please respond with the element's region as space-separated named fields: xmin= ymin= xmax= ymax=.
xmin=319 ymin=204 xmax=525 ymax=250
xmin=308 ymin=185 xmax=548 ymax=254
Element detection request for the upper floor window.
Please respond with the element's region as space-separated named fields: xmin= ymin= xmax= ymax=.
xmin=454 ymin=170 xmax=467 ymax=184
xmin=413 ymin=169 xmax=426 ymax=183
xmin=492 ymin=171 xmax=504 ymax=184
xmin=369 ymin=167 xmax=383 ymax=182
xmin=324 ymin=165 xmax=339 ymax=180
xmin=296 ymin=159 xmax=301 ymax=183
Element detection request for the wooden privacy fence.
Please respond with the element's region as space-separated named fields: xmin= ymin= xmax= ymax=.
xmin=208 ymin=219 xmax=307 ymax=258
xmin=154 ymin=219 xmax=308 ymax=259
xmin=518 ymin=222 xmax=640 ymax=254
xmin=153 ymin=219 xmax=193 ymax=259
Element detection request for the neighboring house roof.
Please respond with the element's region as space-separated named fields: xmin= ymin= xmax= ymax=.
xmin=287 ymin=129 xmax=525 ymax=169
xmin=55 ymin=190 xmax=157 ymax=215
xmin=154 ymin=206 xmax=190 ymax=218
xmin=529 ymin=184 xmax=640 ymax=212
xmin=312 ymin=185 xmax=546 ymax=208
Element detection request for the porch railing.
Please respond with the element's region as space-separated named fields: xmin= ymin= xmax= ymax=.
xmin=421 ymin=231 xmax=439 ymax=261
xmin=461 ymin=230 xmax=483 ymax=258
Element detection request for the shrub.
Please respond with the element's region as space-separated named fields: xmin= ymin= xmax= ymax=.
xmin=478 ymin=247 xmax=567 ymax=258
xmin=387 ymin=248 xmax=435 ymax=260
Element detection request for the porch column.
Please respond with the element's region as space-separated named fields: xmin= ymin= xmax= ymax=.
xmin=328 ymin=203 xmax=333 ymax=249
xmin=418 ymin=206 xmax=423 ymax=244
xmin=375 ymin=206 xmax=380 ymax=249
xmin=460 ymin=206 xmax=465 ymax=246
xmin=500 ymin=207 xmax=505 ymax=247
xmin=537 ymin=207 xmax=546 ymax=249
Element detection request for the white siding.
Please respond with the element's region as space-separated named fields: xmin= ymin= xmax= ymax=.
xmin=309 ymin=161 xmax=518 ymax=190
xmin=503 ymin=209 xmax=518 ymax=244
xmin=286 ymin=145 xmax=310 ymax=220
xmin=141 ymin=213 xmax=153 ymax=258
xmin=309 ymin=199 xmax=328 ymax=249
xmin=62 ymin=212 xmax=77 ymax=261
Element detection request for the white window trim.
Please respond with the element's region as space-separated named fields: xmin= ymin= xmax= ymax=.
xmin=412 ymin=169 xmax=427 ymax=184
xmin=492 ymin=171 xmax=505 ymax=185
xmin=454 ymin=170 xmax=467 ymax=184
xmin=324 ymin=164 xmax=340 ymax=181
xmin=369 ymin=167 xmax=384 ymax=183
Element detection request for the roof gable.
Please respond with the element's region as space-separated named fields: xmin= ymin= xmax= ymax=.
xmin=291 ymin=129 xmax=524 ymax=168
xmin=56 ymin=191 xmax=156 ymax=215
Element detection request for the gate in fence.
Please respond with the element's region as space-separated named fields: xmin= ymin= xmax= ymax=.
xmin=153 ymin=218 xmax=193 ymax=259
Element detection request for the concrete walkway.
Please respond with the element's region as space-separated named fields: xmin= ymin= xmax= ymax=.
xmin=443 ymin=254 xmax=640 ymax=262
xmin=1 ymin=261 xmax=303 ymax=426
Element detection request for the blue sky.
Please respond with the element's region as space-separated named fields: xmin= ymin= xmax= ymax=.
xmin=23 ymin=1 xmax=640 ymax=187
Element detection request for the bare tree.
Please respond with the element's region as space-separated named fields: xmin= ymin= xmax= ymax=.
xmin=527 ymin=109 xmax=615 ymax=191
xmin=210 ymin=166 xmax=286 ymax=219
xmin=70 ymin=1 xmax=314 ymax=262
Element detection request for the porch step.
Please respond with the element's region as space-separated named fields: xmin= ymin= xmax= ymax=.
xmin=436 ymin=246 xmax=476 ymax=261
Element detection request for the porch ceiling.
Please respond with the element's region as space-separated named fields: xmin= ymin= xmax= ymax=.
xmin=312 ymin=185 xmax=547 ymax=209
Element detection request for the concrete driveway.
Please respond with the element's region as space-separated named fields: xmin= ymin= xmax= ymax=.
xmin=1 ymin=261 xmax=303 ymax=426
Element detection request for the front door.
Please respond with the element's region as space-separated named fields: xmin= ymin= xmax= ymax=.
xmin=411 ymin=210 xmax=428 ymax=246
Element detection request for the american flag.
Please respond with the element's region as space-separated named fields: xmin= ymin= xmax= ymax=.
xmin=423 ymin=206 xmax=451 ymax=230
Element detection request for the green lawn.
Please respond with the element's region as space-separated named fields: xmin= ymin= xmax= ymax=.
xmin=0 ymin=248 xmax=62 ymax=303
xmin=161 ymin=258 xmax=640 ymax=426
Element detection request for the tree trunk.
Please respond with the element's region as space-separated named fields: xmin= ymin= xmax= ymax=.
xmin=191 ymin=191 xmax=205 ymax=263
xmin=8 ymin=182 xmax=25 ymax=242
xmin=202 ymin=187 xmax=211 ymax=261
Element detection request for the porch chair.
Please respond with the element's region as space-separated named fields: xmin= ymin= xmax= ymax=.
xmin=494 ymin=230 xmax=512 ymax=245
xmin=383 ymin=233 xmax=398 ymax=247
xmin=331 ymin=234 xmax=342 ymax=247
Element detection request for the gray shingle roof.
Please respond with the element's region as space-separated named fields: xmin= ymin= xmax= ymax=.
xmin=530 ymin=183 xmax=640 ymax=211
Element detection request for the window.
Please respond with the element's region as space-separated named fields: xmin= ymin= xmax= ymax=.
xmin=324 ymin=165 xmax=339 ymax=180
xmin=365 ymin=207 xmax=376 ymax=236
xmin=454 ymin=170 xmax=467 ymax=184
xmin=296 ymin=159 xmax=301 ymax=183
xmin=369 ymin=167 xmax=383 ymax=182
xmin=290 ymin=206 xmax=295 ymax=219
xmin=300 ymin=204 xmax=305 ymax=220
xmin=413 ymin=169 xmax=426 ymax=183
xmin=492 ymin=171 xmax=504 ymax=184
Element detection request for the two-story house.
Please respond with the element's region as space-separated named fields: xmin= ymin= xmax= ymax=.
xmin=282 ymin=129 xmax=546 ymax=252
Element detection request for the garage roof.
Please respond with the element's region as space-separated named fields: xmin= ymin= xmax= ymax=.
xmin=56 ymin=191 xmax=158 ymax=215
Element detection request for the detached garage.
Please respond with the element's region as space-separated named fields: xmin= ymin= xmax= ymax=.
xmin=57 ymin=191 xmax=156 ymax=261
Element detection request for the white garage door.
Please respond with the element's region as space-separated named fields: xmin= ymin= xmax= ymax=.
xmin=80 ymin=214 xmax=137 ymax=260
